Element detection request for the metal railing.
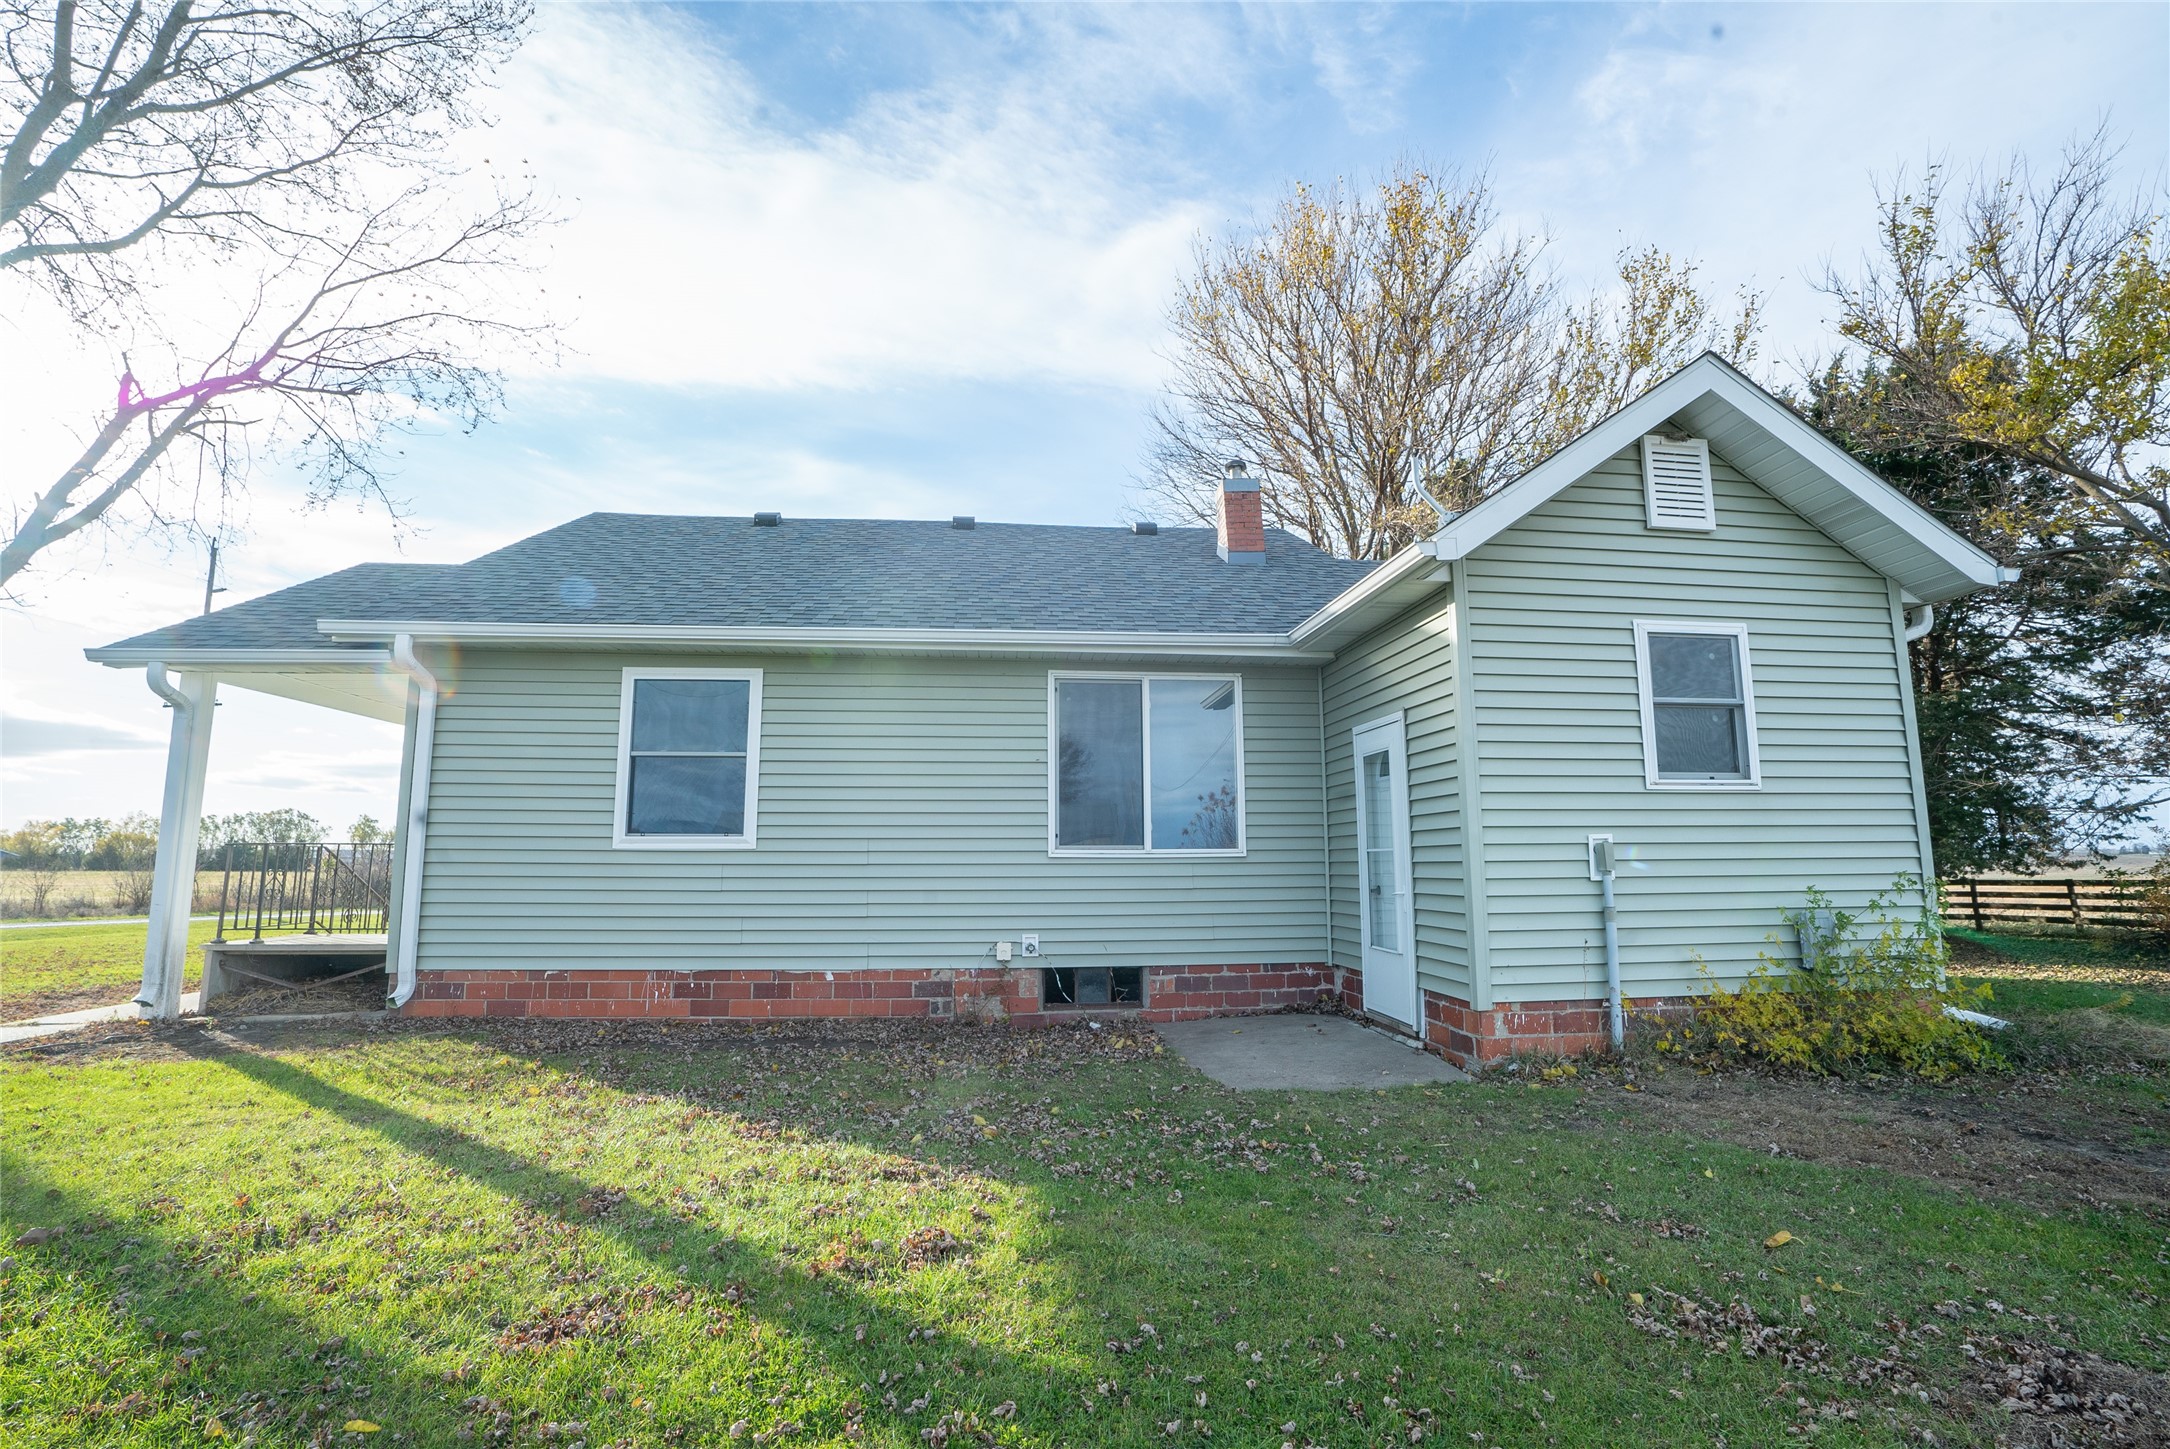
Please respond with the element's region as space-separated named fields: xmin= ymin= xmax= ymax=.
xmin=212 ymin=841 xmax=393 ymax=941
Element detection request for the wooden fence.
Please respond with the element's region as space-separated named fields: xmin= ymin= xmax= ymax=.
xmin=1939 ymin=876 xmax=2155 ymax=932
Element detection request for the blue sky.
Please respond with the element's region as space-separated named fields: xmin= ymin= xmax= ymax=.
xmin=4 ymin=1 xmax=2166 ymax=831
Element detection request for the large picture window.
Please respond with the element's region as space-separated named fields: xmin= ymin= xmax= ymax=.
xmin=613 ymin=668 xmax=762 ymax=847
xmin=1051 ymin=673 xmax=1244 ymax=853
xmin=1632 ymin=621 xmax=1760 ymax=788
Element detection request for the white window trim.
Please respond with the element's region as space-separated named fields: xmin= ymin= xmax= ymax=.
xmin=612 ymin=666 xmax=763 ymax=849
xmin=1631 ymin=620 xmax=1762 ymax=791
xmin=1047 ymin=670 xmax=1248 ymax=858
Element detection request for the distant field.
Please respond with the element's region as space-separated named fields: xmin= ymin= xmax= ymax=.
xmin=0 ymin=871 xmax=223 ymax=921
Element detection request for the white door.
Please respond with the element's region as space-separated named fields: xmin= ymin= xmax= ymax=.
xmin=1351 ymin=715 xmax=1416 ymax=1028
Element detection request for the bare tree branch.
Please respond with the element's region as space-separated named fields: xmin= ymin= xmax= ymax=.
xmin=1819 ymin=127 xmax=2170 ymax=564
xmin=1140 ymin=164 xmax=1761 ymax=560
xmin=1 ymin=0 xmax=552 ymax=586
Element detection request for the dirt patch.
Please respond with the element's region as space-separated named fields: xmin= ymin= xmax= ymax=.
xmin=1960 ymin=1333 xmax=2169 ymax=1446
xmin=0 ymin=1009 xmax=1172 ymax=1073
xmin=1 ymin=983 xmax=142 ymax=1022
xmin=1617 ymin=1071 xmax=2170 ymax=1216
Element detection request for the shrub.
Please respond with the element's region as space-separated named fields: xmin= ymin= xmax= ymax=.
xmin=1652 ymin=882 xmax=2004 ymax=1081
xmin=113 ymin=866 xmax=156 ymax=914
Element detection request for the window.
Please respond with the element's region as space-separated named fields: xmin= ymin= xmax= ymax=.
xmin=613 ymin=668 xmax=762 ymax=847
xmin=1042 ymin=966 xmax=1144 ymax=1008
xmin=1633 ymin=622 xmax=1759 ymax=788
xmin=1051 ymin=673 xmax=1244 ymax=853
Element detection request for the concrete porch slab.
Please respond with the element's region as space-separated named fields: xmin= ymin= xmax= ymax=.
xmin=1156 ymin=1013 xmax=1469 ymax=1090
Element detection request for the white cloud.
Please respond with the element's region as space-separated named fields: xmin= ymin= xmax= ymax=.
xmin=1286 ymin=4 xmax=1426 ymax=135
xmin=1 ymin=712 xmax=161 ymax=756
xmin=483 ymin=4 xmax=1219 ymax=393
xmin=1490 ymin=4 xmax=2168 ymax=374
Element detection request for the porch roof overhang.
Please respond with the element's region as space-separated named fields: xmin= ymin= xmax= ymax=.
xmin=80 ymin=645 xmax=407 ymax=721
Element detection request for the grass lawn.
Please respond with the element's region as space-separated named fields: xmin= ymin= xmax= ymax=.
xmin=0 ymin=921 xmax=217 ymax=1021
xmin=5 ymin=945 xmax=2167 ymax=1449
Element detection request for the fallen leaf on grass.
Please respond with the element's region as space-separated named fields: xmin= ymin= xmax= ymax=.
xmin=899 ymin=1225 xmax=962 ymax=1269
xmin=13 ymin=1227 xmax=59 ymax=1246
xmin=202 ymin=1418 xmax=226 ymax=1439
xmin=343 ymin=1421 xmax=380 ymax=1433
xmin=1764 ymin=1231 xmax=1793 ymax=1250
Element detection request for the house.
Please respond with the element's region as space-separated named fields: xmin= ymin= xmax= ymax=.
xmin=90 ymin=356 xmax=2010 ymax=1064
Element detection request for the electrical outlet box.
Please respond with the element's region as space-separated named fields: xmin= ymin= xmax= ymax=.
xmin=1587 ymin=834 xmax=1615 ymax=881
xmin=994 ymin=940 xmax=1013 ymax=964
xmin=1020 ymin=934 xmax=1041 ymax=958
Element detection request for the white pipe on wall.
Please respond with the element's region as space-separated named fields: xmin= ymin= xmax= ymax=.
xmin=1591 ymin=835 xmax=1624 ymax=1050
xmin=1903 ymin=603 xmax=1935 ymax=642
xmin=390 ymin=635 xmax=440 ymax=1009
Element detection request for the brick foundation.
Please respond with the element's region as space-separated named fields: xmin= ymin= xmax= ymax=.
xmin=401 ymin=963 xmax=1688 ymax=1067
xmin=402 ymin=961 xmax=1353 ymax=1025
xmin=1420 ymin=988 xmax=1690 ymax=1063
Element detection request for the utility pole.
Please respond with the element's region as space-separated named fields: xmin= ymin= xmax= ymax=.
xmin=202 ymin=540 xmax=228 ymax=615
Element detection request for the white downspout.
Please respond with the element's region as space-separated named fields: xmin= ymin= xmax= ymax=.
xmin=1592 ymin=836 xmax=1624 ymax=1050
xmin=390 ymin=635 xmax=439 ymax=1008
xmin=1896 ymin=600 xmax=2004 ymax=1031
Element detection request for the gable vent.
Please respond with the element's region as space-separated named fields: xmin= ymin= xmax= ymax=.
xmin=1641 ymin=435 xmax=1715 ymax=531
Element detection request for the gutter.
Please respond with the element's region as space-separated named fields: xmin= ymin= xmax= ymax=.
xmin=318 ymin=620 xmax=1330 ymax=663
xmin=389 ymin=635 xmax=439 ymax=1009
xmin=1287 ymin=542 xmax=1450 ymax=650
xmin=86 ymin=646 xmax=394 ymax=669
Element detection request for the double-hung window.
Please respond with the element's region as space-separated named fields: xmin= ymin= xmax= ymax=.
xmin=1051 ymin=673 xmax=1244 ymax=853
xmin=1633 ymin=621 xmax=1759 ymax=788
xmin=613 ymin=668 xmax=762 ymax=847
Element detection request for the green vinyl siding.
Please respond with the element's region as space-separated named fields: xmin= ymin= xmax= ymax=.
xmin=413 ymin=652 xmax=1327 ymax=972
xmin=1464 ymin=444 xmax=1928 ymax=1004
xmin=1321 ymin=598 xmax=1471 ymax=998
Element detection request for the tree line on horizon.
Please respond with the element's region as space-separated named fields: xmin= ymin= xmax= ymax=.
xmin=0 ymin=810 xmax=392 ymax=872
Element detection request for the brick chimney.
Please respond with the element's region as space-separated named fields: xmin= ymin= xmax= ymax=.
xmin=1217 ymin=459 xmax=1265 ymax=564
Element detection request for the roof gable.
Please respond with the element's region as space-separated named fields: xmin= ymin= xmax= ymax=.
xmin=1432 ymin=354 xmax=2008 ymax=604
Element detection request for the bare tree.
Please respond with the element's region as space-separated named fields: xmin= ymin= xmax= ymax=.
xmin=1141 ymin=164 xmax=1761 ymax=561
xmin=1 ymin=0 xmax=546 ymax=585
xmin=3 ymin=185 xmax=546 ymax=582
xmin=1546 ymin=245 xmax=1762 ymax=456
xmin=1821 ymin=129 xmax=2170 ymax=564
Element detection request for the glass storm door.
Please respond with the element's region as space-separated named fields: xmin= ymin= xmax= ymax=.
xmin=1351 ymin=716 xmax=1416 ymax=1028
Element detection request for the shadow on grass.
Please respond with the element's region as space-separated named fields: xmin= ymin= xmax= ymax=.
xmin=0 ymin=1157 xmax=485 ymax=1446
xmin=176 ymin=1045 xmax=1115 ymax=1444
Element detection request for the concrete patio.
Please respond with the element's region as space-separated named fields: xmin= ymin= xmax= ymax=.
xmin=1155 ymin=1012 xmax=1468 ymax=1090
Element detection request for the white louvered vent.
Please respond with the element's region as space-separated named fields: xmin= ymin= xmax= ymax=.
xmin=1641 ymin=435 xmax=1715 ymax=531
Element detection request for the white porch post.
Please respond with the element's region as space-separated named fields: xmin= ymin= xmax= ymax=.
xmin=139 ymin=665 xmax=217 ymax=1018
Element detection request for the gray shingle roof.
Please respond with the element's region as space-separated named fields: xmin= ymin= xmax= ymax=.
xmin=95 ymin=514 xmax=1376 ymax=654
